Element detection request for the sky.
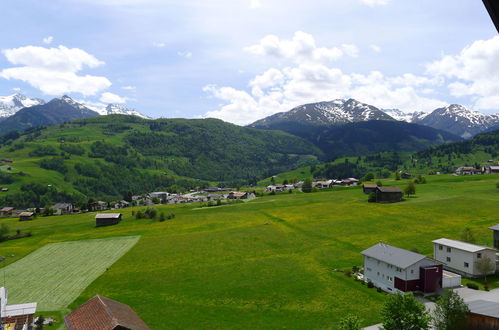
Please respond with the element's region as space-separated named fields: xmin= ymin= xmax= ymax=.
xmin=0 ymin=0 xmax=498 ymax=125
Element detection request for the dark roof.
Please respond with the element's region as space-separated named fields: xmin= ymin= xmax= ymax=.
xmin=489 ymin=224 xmax=499 ymax=231
xmin=65 ymin=295 xmax=150 ymax=330
xmin=468 ymin=299 xmax=499 ymax=318
xmin=484 ymin=0 xmax=499 ymax=33
xmin=361 ymin=243 xmax=434 ymax=269
xmin=376 ymin=186 xmax=402 ymax=193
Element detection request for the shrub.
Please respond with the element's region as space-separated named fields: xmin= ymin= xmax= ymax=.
xmin=367 ymin=281 xmax=374 ymax=288
xmin=352 ymin=265 xmax=359 ymax=273
xmin=367 ymin=192 xmax=376 ymax=203
xmin=343 ymin=270 xmax=352 ymax=277
xmin=377 ymin=287 xmax=383 ymax=293
xmin=466 ymin=283 xmax=479 ymax=290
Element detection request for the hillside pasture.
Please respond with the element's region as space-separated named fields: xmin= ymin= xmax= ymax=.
xmin=2 ymin=236 xmax=140 ymax=311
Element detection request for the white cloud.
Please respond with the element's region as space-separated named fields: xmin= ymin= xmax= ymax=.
xmin=42 ymin=36 xmax=54 ymax=44
xmin=370 ymin=44 xmax=381 ymax=53
xmin=244 ymin=31 xmax=355 ymax=64
xmin=0 ymin=45 xmax=110 ymax=96
xmin=360 ymin=0 xmax=391 ymax=7
xmin=12 ymin=87 xmax=21 ymax=92
xmin=250 ymin=0 xmax=261 ymax=8
xmin=427 ymin=36 xmax=499 ymax=110
xmin=153 ymin=42 xmax=166 ymax=48
xmin=100 ymin=92 xmax=127 ymax=104
xmin=177 ymin=51 xmax=193 ymax=58
xmin=121 ymin=85 xmax=136 ymax=90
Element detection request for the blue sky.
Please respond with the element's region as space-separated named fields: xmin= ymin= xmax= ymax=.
xmin=0 ymin=0 xmax=498 ymax=124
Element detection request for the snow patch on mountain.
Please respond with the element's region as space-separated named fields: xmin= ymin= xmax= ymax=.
xmin=0 ymin=94 xmax=45 ymax=118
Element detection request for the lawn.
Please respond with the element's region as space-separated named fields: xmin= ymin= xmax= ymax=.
xmin=0 ymin=174 xmax=498 ymax=328
xmin=2 ymin=236 xmax=140 ymax=311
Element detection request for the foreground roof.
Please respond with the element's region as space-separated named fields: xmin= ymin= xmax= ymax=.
xmin=95 ymin=213 xmax=122 ymax=219
xmin=376 ymin=186 xmax=402 ymax=193
xmin=468 ymin=299 xmax=499 ymax=318
xmin=361 ymin=243 xmax=431 ymax=269
xmin=432 ymin=238 xmax=495 ymax=253
xmin=65 ymin=295 xmax=150 ymax=330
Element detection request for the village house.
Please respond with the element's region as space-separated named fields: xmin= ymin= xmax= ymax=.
xmin=1 ymin=188 xmax=9 ymax=192
xmin=90 ymin=201 xmax=108 ymax=211
xmin=341 ymin=178 xmax=359 ymax=186
xmin=0 ymin=158 xmax=13 ymax=163
xmin=0 ymin=287 xmax=37 ymax=329
xmin=266 ymin=184 xmax=285 ymax=192
xmin=228 ymin=191 xmax=256 ymax=200
xmin=65 ymin=295 xmax=150 ymax=330
xmin=362 ymin=243 xmax=443 ymax=294
xmin=0 ymin=207 xmax=14 ymax=217
xmin=19 ymin=212 xmax=34 ymax=221
xmin=374 ymin=186 xmax=403 ymax=203
xmin=362 ymin=183 xmax=378 ymax=194
xmin=149 ymin=191 xmax=168 ymax=203
xmin=456 ymin=166 xmax=482 ymax=175
xmin=483 ymin=165 xmax=499 ymax=174
xmin=53 ymin=202 xmax=74 ymax=215
xmin=95 ymin=213 xmax=122 ymax=227
xmin=432 ymin=238 xmax=497 ymax=278
xmin=113 ymin=200 xmax=130 ymax=209
xmin=313 ymin=180 xmax=333 ymax=189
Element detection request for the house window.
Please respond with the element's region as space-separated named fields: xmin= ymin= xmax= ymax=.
xmin=411 ymin=270 xmax=414 ymax=274
xmin=367 ymin=268 xmax=371 ymax=272
xmin=477 ymin=253 xmax=482 ymax=259
xmin=446 ymin=257 xmax=451 ymax=262
xmin=377 ymin=272 xmax=380 ymax=276
xmin=439 ymin=245 xmax=443 ymax=250
xmin=464 ymin=262 xmax=469 ymax=268
xmin=447 ymin=247 xmax=451 ymax=253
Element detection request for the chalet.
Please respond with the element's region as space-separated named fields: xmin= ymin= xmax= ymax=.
xmin=1 ymin=188 xmax=8 ymax=192
xmin=400 ymin=172 xmax=412 ymax=179
xmin=466 ymin=300 xmax=499 ymax=330
xmin=0 ymin=287 xmax=37 ymax=329
xmin=362 ymin=243 xmax=442 ymax=294
xmin=362 ymin=184 xmax=378 ymax=194
xmin=456 ymin=166 xmax=482 ymax=175
xmin=374 ymin=186 xmax=403 ymax=203
xmin=0 ymin=158 xmax=13 ymax=163
xmin=95 ymin=213 xmax=122 ymax=227
xmin=19 ymin=212 xmax=34 ymax=221
xmin=65 ymin=295 xmax=150 ymax=330
xmin=0 ymin=207 xmax=14 ymax=217
xmin=488 ymin=224 xmax=499 ymax=249
xmin=149 ymin=191 xmax=168 ymax=203
xmin=483 ymin=165 xmax=499 ymax=174
xmin=53 ymin=203 xmax=74 ymax=215
xmin=228 ymin=192 xmax=255 ymax=199
xmin=113 ymin=200 xmax=130 ymax=209
xmin=432 ymin=238 xmax=497 ymax=278
xmin=266 ymin=184 xmax=285 ymax=192
xmin=91 ymin=201 xmax=108 ymax=211
xmin=314 ymin=180 xmax=333 ymax=189
xmin=341 ymin=178 xmax=359 ymax=186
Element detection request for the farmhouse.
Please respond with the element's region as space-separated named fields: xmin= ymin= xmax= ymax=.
xmin=362 ymin=243 xmax=442 ymax=294
xmin=149 ymin=191 xmax=168 ymax=203
xmin=53 ymin=203 xmax=74 ymax=215
xmin=362 ymin=184 xmax=378 ymax=194
xmin=91 ymin=201 xmax=108 ymax=211
xmin=483 ymin=165 xmax=499 ymax=174
xmin=456 ymin=166 xmax=482 ymax=175
xmin=341 ymin=178 xmax=359 ymax=186
xmin=228 ymin=192 xmax=255 ymax=199
xmin=1 ymin=188 xmax=8 ymax=192
xmin=374 ymin=186 xmax=403 ymax=203
xmin=0 ymin=207 xmax=14 ymax=216
xmin=113 ymin=200 xmax=130 ymax=209
xmin=466 ymin=300 xmax=499 ymax=330
xmin=432 ymin=238 xmax=497 ymax=278
xmin=0 ymin=287 xmax=37 ymax=329
xmin=0 ymin=158 xmax=13 ymax=163
xmin=65 ymin=295 xmax=150 ymax=330
xmin=18 ymin=212 xmax=34 ymax=221
xmin=489 ymin=224 xmax=499 ymax=249
xmin=95 ymin=213 xmax=122 ymax=227
xmin=314 ymin=180 xmax=332 ymax=189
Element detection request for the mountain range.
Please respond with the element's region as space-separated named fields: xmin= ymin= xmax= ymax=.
xmin=250 ymin=98 xmax=499 ymax=138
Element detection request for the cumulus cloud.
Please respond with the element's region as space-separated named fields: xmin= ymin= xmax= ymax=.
xmin=244 ymin=31 xmax=354 ymax=64
xmin=12 ymin=87 xmax=21 ymax=92
xmin=370 ymin=44 xmax=381 ymax=53
xmin=100 ymin=92 xmax=127 ymax=103
xmin=0 ymin=45 xmax=111 ymax=96
xmin=360 ymin=0 xmax=391 ymax=7
xmin=43 ymin=36 xmax=53 ymax=44
xmin=426 ymin=36 xmax=499 ymax=110
xmin=121 ymin=85 xmax=136 ymax=90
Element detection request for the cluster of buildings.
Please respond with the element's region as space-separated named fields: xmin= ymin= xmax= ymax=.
xmin=362 ymin=225 xmax=499 ymax=295
xmin=456 ymin=164 xmax=499 ymax=175
xmin=266 ymin=178 xmax=360 ymax=192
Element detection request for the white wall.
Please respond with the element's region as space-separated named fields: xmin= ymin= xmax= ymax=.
xmin=433 ymin=243 xmax=496 ymax=277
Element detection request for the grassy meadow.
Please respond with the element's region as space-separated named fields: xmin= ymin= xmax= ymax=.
xmin=0 ymin=174 xmax=498 ymax=328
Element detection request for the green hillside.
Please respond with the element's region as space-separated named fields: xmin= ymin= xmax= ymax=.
xmin=0 ymin=115 xmax=321 ymax=208
xmin=1 ymin=174 xmax=498 ymax=328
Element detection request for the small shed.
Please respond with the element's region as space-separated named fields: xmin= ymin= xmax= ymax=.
xmin=375 ymin=186 xmax=402 ymax=203
xmin=64 ymin=295 xmax=150 ymax=330
xmin=362 ymin=184 xmax=378 ymax=194
xmin=1 ymin=188 xmax=9 ymax=192
xmin=0 ymin=207 xmax=14 ymax=216
xmin=95 ymin=213 xmax=122 ymax=227
xmin=19 ymin=212 xmax=34 ymax=221
xmin=467 ymin=300 xmax=499 ymax=330
xmin=442 ymin=270 xmax=461 ymax=288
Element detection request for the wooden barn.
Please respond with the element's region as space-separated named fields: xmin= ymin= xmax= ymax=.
xmin=95 ymin=213 xmax=122 ymax=227
xmin=0 ymin=207 xmax=14 ymax=217
xmin=362 ymin=184 xmax=378 ymax=194
xmin=375 ymin=186 xmax=403 ymax=203
xmin=65 ymin=295 xmax=150 ymax=330
xmin=18 ymin=212 xmax=34 ymax=221
xmin=467 ymin=299 xmax=499 ymax=330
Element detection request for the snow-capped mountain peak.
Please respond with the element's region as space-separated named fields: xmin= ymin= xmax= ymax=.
xmin=105 ymin=104 xmax=150 ymax=119
xmin=381 ymin=109 xmax=429 ymax=123
xmin=0 ymin=93 xmax=45 ymax=118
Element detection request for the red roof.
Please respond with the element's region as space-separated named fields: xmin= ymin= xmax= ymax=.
xmin=65 ymin=295 xmax=150 ymax=330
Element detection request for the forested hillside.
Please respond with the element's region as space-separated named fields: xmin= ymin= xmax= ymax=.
xmin=0 ymin=115 xmax=321 ymax=208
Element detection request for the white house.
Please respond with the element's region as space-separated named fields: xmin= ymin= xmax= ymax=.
xmin=1 ymin=287 xmax=37 ymax=327
xmin=362 ymin=243 xmax=442 ymax=294
xmin=432 ymin=238 xmax=497 ymax=278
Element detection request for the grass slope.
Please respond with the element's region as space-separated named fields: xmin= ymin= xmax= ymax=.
xmin=0 ymin=174 xmax=498 ymax=328
xmin=3 ymin=236 xmax=140 ymax=311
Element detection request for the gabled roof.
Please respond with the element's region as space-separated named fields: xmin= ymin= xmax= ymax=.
xmin=489 ymin=224 xmax=499 ymax=231
xmin=376 ymin=186 xmax=402 ymax=193
xmin=432 ymin=238 xmax=495 ymax=253
xmin=65 ymin=295 xmax=150 ymax=330
xmin=361 ymin=243 xmax=433 ymax=269
xmin=95 ymin=213 xmax=121 ymax=219
xmin=468 ymin=299 xmax=499 ymax=318
xmin=363 ymin=184 xmax=377 ymax=188
xmin=0 ymin=207 xmax=14 ymax=212
xmin=19 ymin=212 xmax=34 ymax=217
